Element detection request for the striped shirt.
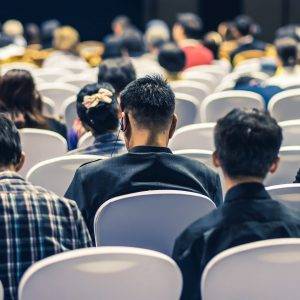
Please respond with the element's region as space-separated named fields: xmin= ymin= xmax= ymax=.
xmin=0 ymin=171 xmax=92 ymax=300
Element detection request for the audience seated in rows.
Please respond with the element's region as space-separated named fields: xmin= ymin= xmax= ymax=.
xmin=173 ymin=109 xmax=300 ymax=300
xmin=0 ymin=69 xmax=67 ymax=139
xmin=65 ymin=75 xmax=222 ymax=234
xmin=172 ymin=13 xmax=213 ymax=68
xmin=0 ymin=114 xmax=92 ymax=300
xmin=69 ymin=83 xmax=125 ymax=156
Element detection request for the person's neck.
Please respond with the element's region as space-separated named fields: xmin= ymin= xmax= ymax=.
xmin=224 ymin=176 xmax=263 ymax=192
xmin=0 ymin=165 xmax=16 ymax=173
xmin=128 ymin=130 xmax=169 ymax=149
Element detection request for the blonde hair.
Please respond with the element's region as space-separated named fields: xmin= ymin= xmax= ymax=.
xmin=3 ymin=19 xmax=24 ymax=37
xmin=53 ymin=26 xmax=79 ymax=51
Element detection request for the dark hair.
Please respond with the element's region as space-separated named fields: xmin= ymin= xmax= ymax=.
xmin=112 ymin=15 xmax=131 ymax=31
xmin=0 ymin=114 xmax=22 ymax=167
xmin=120 ymin=75 xmax=175 ymax=130
xmin=158 ymin=42 xmax=186 ymax=73
xmin=102 ymin=36 xmax=123 ymax=59
xmin=41 ymin=19 xmax=60 ymax=49
xmin=176 ymin=13 xmax=203 ymax=39
xmin=0 ymin=69 xmax=47 ymax=129
xmin=214 ymin=109 xmax=282 ymax=179
xmin=76 ymin=82 xmax=120 ymax=135
xmin=120 ymin=28 xmax=145 ymax=56
xmin=98 ymin=58 xmax=136 ymax=94
xmin=234 ymin=15 xmax=254 ymax=36
xmin=25 ymin=23 xmax=40 ymax=45
xmin=275 ymin=37 xmax=298 ymax=68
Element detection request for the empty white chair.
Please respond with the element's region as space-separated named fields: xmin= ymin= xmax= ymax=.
xmin=181 ymin=71 xmax=218 ymax=92
xmin=174 ymin=149 xmax=214 ymax=169
xmin=201 ymin=90 xmax=264 ymax=122
xmin=170 ymin=81 xmax=210 ymax=105
xmin=268 ymin=89 xmax=300 ymax=121
xmin=94 ymin=190 xmax=216 ymax=255
xmin=33 ymin=68 xmax=72 ymax=82
xmin=38 ymin=83 xmax=79 ymax=114
xmin=280 ymin=120 xmax=300 ymax=147
xmin=170 ymin=123 xmax=215 ymax=151
xmin=175 ymin=93 xmax=199 ymax=128
xmin=201 ymin=238 xmax=300 ymax=300
xmin=266 ymin=184 xmax=300 ymax=210
xmin=19 ymin=247 xmax=182 ymax=300
xmin=26 ymin=155 xmax=104 ymax=196
xmin=19 ymin=129 xmax=68 ymax=177
xmin=41 ymin=96 xmax=56 ymax=116
xmin=265 ymin=146 xmax=300 ymax=186
xmin=60 ymin=96 xmax=77 ymax=131
xmin=78 ymin=132 xmax=95 ymax=148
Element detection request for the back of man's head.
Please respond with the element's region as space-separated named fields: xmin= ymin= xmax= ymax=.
xmin=176 ymin=13 xmax=203 ymax=39
xmin=0 ymin=114 xmax=22 ymax=168
xmin=121 ymin=28 xmax=145 ymax=57
xmin=214 ymin=109 xmax=282 ymax=180
xmin=234 ymin=15 xmax=254 ymax=37
xmin=120 ymin=75 xmax=175 ymax=131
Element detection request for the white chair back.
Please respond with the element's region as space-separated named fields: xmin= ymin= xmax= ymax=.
xmin=0 ymin=281 xmax=3 ymax=300
xmin=94 ymin=190 xmax=216 ymax=255
xmin=173 ymin=149 xmax=214 ymax=169
xmin=202 ymin=238 xmax=300 ymax=300
xmin=280 ymin=120 xmax=300 ymax=147
xmin=266 ymin=184 xmax=300 ymax=210
xmin=201 ymin=90 xmax=264 ymax=122
xmin=265 ymin=146 xmax=300 ymax=186
xmin=170 ymin=123 xmax=215 ymax=151
xmin=78 ymin=132 xmax=95 ymax=148
xmin=19 ymin=129 xmax=68 ymax=177
xmin=26 ymin=155 xmax=104 ymax=196
xmin=38 ymin=83 xmax=79 ymax=114
xmin=268 ymin=89 xmax=300 ymax=121
xmin=181 ymin=71 xmax=218 ymax=92
xmin=19 ymin=247 xmax=182 ymax=300
xmin=175 ymin=93 xmax=199 ymax=128
xmin=0 ymin=62 xmax=38 ymax=74
xmin=41 ymin=96 xmax=56 ymax=116
xmin=58 ymin=74 xmax=95 ymax=88
xmin=33 ymin=68 xmax=73 ymax=82
xmin=184 ymin=65 xmax=226 ymax=82
xmin=60 ymin=96 xmax=77 ymax=131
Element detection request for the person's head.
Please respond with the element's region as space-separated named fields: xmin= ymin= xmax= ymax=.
xmin=275 ymin=37 xmax=298 ymax=68
xmin=0 ymin=114 xmax=24 ymax=172
xmin=98 ymin=58 xmax=136 ymax=95
xmin=53 ymin=26 xmax=79 ymax=52
xmin=232 ymin=15 xmax=255 ymax=38
xmin=172 ymin=13 xmax=203 ymax=42
xmin=2 ymin=19 xmax=24 ymax=38
xmin=112 ymin=15 xmax=131 ymax=37
xmin=120 ymin=28 xmax=145 ymax=57
xmin=145 ymin=20 xmax=170 ymax=52
xmin=158 ymin=42 xmax=186 ymax=75
xmin=41 ymin=19 xmax=60 ymax=48
xmin=76 ymin=83 xmax=120 ymax=136
xmin=203 ymin=31 xmax=222 ymax=59
xmin=102 ymin=36 xmax=123 ymax=59
xmin=213 ymin=109 xmax=282 ymax=187
xmin=119 ymin=75 xmax=177 ymax=149
xmin=25 ymin=23 xmax=40 ymax=45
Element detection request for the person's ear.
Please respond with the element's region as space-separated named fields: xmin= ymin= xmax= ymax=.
xmin=169 ymin=114 xmax=178 ymax=139
xmin=212 ymin=151 xmax=221 ymax=168
xmin=121 ymin=111 xmax=129 ymax=132
xmin=15 ymin=152 xmax=25 ymax=172
xmin=269 ymin=157 xmax=280 ymax=174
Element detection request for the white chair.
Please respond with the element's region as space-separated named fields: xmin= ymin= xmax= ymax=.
xmin=19 ymin=129 xmax=68 ymax=177
xmin=0 ymin=62 xmax=38 ymax=74
xmin=265 ymin=146 xmax=300 ymax=186
xmin=184 ymin=65 xmax=226 ymax=83
xmin=266 ymin=184 xmax=300 ymax=210
xmin=173 ymin=149 xmax=214 ymax=169
xmin=201 ymin=90 xmax=264 ymax=122
xmin=181 ymin=71 xmax=218 ymax=92
xmin=33 ymin=68 xmax=73 ymax=82
xmin=201 ymin=238 xmax=300 ymax=300
xmin=38 ymin=83 xmax=79 ymax=114
xmin=41 ymin=96 xmax=56 ymax=116
xmin=175 ymin=93 xmax=199 ymax=128
xmin=170 ymin=123 xmax=216 ymax=151
xmin=26 ymin=155 xmax=104 ymax=196
xmin=19 ymin=247 xmax=182 ymax=300
xmin=268 ymin=89 xmax=300 ymax=122
xmin=213 ymin=59 xmax=231 ymax=73
xmin=170 ymin=81 xmax=210 ymax=105
xmin=0 ymin=281 xmax=3 ymax=300
xmin=60 ymin=96 xmax=77 ymax=132
xmin=280 ymin=120 xmax=300 ymax=147
xmin=94 ymin=190 xmax=216 ymax=256
xmin=78 ymin=132 xmax=95 ymax=148
xmin=57 ymin=74 xmax=95 ymax=89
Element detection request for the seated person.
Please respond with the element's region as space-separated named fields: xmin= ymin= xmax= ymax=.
xmin=69 ymin=83 xmax=125 ymax=156
xmin=173 ymin=109 xmax=300 ymax=300
xmin=0 ymin=114 xmax=92 ymax=300
xmin=172 ymin=13 xmax=213 ymax=68
xmin=65 ymin=75 xmax=222 ymax=234
xmin=0 ymin=69 xmax=67 ymax=139
xmin=203 ymin=31 xmax=223 ymax=60
xmin=158 ymin=42 xmax=186 ymax=81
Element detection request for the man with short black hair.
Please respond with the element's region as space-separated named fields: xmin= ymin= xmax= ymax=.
xmin=66 ymin=75 xmax=222 ymax=234
xmin=172 ymin=13 xmax=213 ymax=68
xmin=0 ymin=114 xmax=92 ymax=300
xmin=173 ymin=109 xmax=300 ymax=300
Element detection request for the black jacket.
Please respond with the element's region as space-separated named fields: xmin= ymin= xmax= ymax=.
xmin=294 ymin=169 xmax=300 ymax=183
xmin=173 ymin=182 xmax=300 ymax=300
xmin=65 ymin=146 xmax=223 ymax=235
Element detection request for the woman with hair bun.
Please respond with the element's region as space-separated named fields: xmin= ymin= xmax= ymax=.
xmin=69 ymin=82 xmax=125 ymax=156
